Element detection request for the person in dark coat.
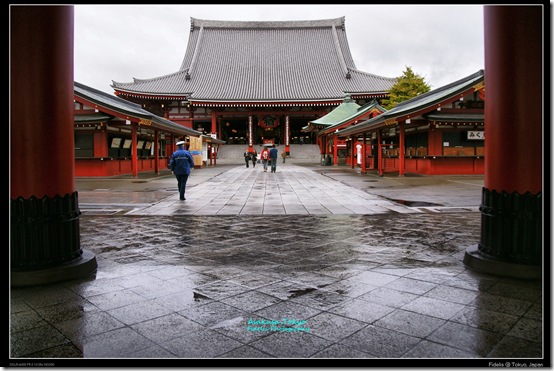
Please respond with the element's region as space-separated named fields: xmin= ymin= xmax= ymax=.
xmin=269 ymin=145 xmax=278 ymax=173
xmin=244 ymin=148 xmax=251 ymax=168
xmin=251 ymin=148 xmax=258 ymax=168
xmin=169 ymin=141 xmax=195 ymax=200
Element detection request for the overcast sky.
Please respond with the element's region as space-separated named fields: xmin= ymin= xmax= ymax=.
xmin=73 ymin=4 xmax=485 ymax=95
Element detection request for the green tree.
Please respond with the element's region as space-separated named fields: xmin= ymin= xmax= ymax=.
xmin=381 ymin=66 xmax=431 ymax=110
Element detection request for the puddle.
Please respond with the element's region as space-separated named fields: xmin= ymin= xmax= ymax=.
xmin=209 ymin=316 xmax=244 ymax=329
xmin=193 ymin=291 xmax=210 ymax=300
xmin=287 ymin=288 xmax=316 ymax=298
xmin=383 ymin=197 xmax=442 ymax=207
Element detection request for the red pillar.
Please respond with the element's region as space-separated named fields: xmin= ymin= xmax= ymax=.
xmin=361 ymin=133 xmax=367 ymax=174
xmin=154 ymin=130 xmax=160 ymax=174
xmin=285 ymin=116 xmax=290 ymax=154
xmin=10 ymin=6 xmax=96 ymax=286
xmin=211 ymin=111 xmax=217 ymax=136
xmin=464 ymin=5 xmax=542 ymax=279
xmin=131 ymin=123 xmax=138 ymax=177
xmin=333 ymin=136 xmax=338 ymax=166
xmin=350 ymin=138 xmax=355 ymax=169
xmin=398 ymin=122 xmax=405 ymax=176
xmin=377 ymin=130 xmax=383 ymax=177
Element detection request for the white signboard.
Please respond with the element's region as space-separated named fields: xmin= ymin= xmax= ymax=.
xmin=468 ymin=131 xmax=485 ymax=140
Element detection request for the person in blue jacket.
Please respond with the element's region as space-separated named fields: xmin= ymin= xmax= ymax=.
xmin=169 ymin=141 xmax=195 ymax=200
xmin=269 ymin=145 xmax=278 ymax=173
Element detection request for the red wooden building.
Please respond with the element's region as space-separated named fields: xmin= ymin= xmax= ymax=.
xmin=303 ymin=95 xmax=386 ymax=164
xmin=110 ymin=17 xmax=397 ymax=156
xmin=73 ymin=82 xmax=217 ymax=177
xmin=335 ymin=70 xmax=485 ymax=175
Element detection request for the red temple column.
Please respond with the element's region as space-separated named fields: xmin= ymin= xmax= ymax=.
xmin=284 ymin=116 xmax=290 ymax=155
xmin=398 ymin=122 xmax=405 ymax=176
xmin=361 ymin=133 xmax=367 ymax=174
xmin=464 ymin=5 xmax=542 ymax=279
xmin=377 ymin=130 xmax=383 ymax=176
xmin=154 ymin=130 xmax=160 ymax=174
xmin=10 ymin=5 xmax=97 ymax=286
xmin=351 ymin=138 xmax=356 ymax=169
xmin=211 ymin=111 xmax=217 ymax=136
xmin=333 ymin=136 xmax=338 ymax=166
xmin=131 ymin=122 xmax=138 ymax=177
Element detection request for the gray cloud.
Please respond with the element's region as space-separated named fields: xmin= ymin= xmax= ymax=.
xmin=73 ymin=4 xmax=485 ymax=93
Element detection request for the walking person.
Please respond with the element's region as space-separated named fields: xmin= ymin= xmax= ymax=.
xmin=169 ymin=140 xmax=195 ymax=201
xmin=269 ymin=145 xmax=278 ymax=173
xmin=261 ymin=147 xmax=270 ymax=172
xmin=251 ymin=148 xmax=258 ymax=168
xmin=244 ymin=148 xmax=251 ymax=168
xmin=281 ymin=151 xmax=286 ymax=163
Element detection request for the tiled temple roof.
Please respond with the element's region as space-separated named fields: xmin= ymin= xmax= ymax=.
xmin=112 ymin=17 xmax=396 ymax=104
xmin=74 ymin=82 xmax=202 ymax=137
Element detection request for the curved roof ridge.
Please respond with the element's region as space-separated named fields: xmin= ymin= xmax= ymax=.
xmin=190 ymin=16 xmax=345 ymax=29
xmin=187 ymin=24 xmax=204 ymax=77
xmin=347 ymin=68 xmax=397 ymax=83
xmin=336 ymin=69 xmax=485 ymax=137
xmin=331 ymin=25 xmax=349 ymax=76
xmin=394 ymin=69 xmax=484 ymax=108
xmin=75 ymin=81 xmax=201 ymax=136
xmin=112 ymin=69 xmax=189 ymax=87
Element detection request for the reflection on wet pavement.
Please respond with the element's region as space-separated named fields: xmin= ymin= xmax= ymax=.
xmin=10 ymin=165 xmax=544 ymax=365
xmin=10 ymin=213 xmax=543 ymax=365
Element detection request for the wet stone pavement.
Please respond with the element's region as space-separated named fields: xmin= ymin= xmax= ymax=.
xmin=9 ymin=164 xmax=545 ymax=367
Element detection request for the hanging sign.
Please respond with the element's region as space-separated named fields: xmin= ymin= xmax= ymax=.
xmin=467 ymin=131 xmax=485 ymax=140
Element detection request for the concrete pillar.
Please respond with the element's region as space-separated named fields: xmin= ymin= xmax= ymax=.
xmin=464 ymin=5 xmax=542 ymax=279
xmin=10 ymin=5 xmax=97 ymax=286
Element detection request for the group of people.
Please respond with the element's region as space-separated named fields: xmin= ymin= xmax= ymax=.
xmin=244 ymin=145 xmax=284 ymax=173
xmin=169 ymin=141 xmax=288 ymax=202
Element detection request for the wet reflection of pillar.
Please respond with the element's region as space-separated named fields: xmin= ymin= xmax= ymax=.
xmin=464 ymin=5 xmax=542 ymax=279
xmin=10 ymin=6 xmax=97 ymax=286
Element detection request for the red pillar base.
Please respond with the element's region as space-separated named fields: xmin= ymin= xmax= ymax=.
xmin=463 ymin=245 xmax=541 ymax=280
xmin=477 ymin=188 xmax=542 ymax=265
xmin=11 ymin=250 xmax=97 ymax=287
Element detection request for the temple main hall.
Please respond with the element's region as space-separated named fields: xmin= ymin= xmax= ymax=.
xmin=111 ymin=17 xmax=397 ymax=155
